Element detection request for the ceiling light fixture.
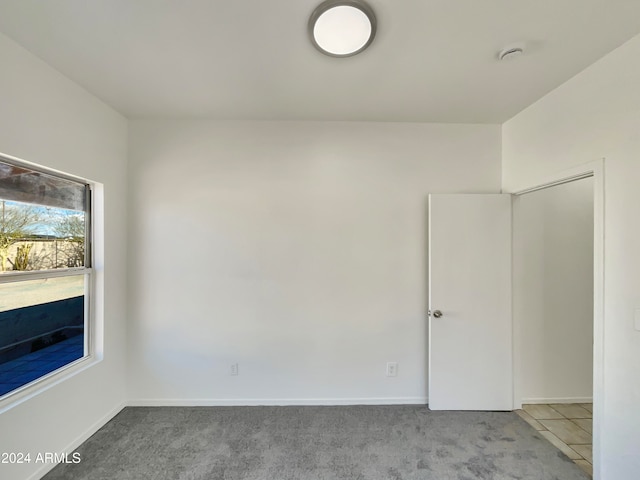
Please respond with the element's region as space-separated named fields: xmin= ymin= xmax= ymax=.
xmin=308 ymin=0 xmax=377 ymax=57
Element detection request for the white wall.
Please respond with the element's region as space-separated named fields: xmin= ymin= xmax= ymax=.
xmin=128 ymin=120 xmax=501 ymax=404
xmin=0 ymin=33 xmax=128 ymax=480
xmin=512 ymin=177 xmax=594 ymax=405
xmin=503 ymin=32 xmax=640 ymax=480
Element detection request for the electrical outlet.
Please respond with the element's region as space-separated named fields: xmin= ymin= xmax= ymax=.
xmin=230 ymin=363 xmax=239 ymax=376
xmin=386 ymin=362 xmax=398 ymax=377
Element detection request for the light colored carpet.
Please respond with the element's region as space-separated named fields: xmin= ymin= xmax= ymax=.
xmin=43 ymin=406 xmax=590 ymax=479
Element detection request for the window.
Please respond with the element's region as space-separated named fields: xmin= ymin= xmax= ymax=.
xmin=0 ymin=156 xmax=92 ymax=399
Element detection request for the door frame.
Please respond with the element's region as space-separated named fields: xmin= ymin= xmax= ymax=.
xmin=507 ymin=159 xmax=604 ymax=480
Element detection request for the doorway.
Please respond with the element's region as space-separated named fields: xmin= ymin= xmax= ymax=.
xmin=511 ymin=172 xmax=598 ymax=478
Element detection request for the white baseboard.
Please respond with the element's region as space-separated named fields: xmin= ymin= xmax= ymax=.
xmin=27 ymin=401 xmax=126 ymax=480
xmin=128 ymin=397 xmax=428 ymax=407
xmin=520 ymin=396 xmax=593 ymax=405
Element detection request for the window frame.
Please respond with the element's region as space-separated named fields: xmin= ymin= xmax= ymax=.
xmin=0 ymin=153 xmax=96 ymax=406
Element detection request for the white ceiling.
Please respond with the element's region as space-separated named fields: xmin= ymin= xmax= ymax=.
xmin=1 ymin=0 xmax=640 ymax=123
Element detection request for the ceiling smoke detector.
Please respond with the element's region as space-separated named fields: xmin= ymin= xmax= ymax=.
xmin=309 ymin=0 xmax=377 ymax=57
xmin=498 ymin=46 xmax=524 ymax=61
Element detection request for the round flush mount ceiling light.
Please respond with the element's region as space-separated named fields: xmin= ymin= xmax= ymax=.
xmin=309 ymin=0 xmax=377 ymax=57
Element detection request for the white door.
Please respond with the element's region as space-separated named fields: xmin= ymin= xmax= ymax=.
xmin=428 ymin=194 xmax=512 ymax=410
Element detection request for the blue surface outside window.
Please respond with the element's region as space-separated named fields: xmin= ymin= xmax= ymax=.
xmin=0 ymin=291 xmax=85 ymax=396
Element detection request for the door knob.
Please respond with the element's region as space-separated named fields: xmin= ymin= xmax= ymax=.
xmin=431 ymin=310 xmax=443 ymax=318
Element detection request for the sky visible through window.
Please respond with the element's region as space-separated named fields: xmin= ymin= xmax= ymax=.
xmin=1 ymin=199 xmax=84 ymax=238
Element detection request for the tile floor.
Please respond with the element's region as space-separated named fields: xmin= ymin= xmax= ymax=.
xmin=516 ymin=403 xmax=593 ymax=477
xmin=0 ymin=335 xmax=84 ymax=396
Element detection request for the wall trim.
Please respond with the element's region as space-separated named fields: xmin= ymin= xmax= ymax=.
xmin=520 ymin=397 xmax=593 ymax=405
xmin=128 ymin=397 xmax=428 ymax=407
xmin=26 ymin=401 xmax=126 ymax=480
